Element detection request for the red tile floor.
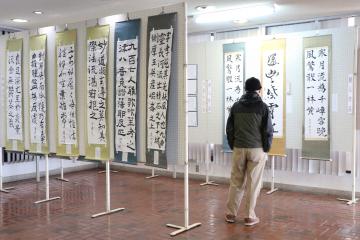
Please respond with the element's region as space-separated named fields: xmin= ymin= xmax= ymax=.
xmin=0 ymin=169 xmax=359 ymax=240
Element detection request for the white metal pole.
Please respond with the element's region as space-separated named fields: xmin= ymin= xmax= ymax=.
xmin=166 ymin=3 xmax=201 ymax=235
xmin=45 ymin=155 xmax=49 ymax=200
xmin=0 ymin=148 xmax=15 ymax=193
xmin=0 ymin=147 xmax=3 ymax=190
xmin=205 ymin=163 xmax=209 ymax=183
xmin=351 ymin=26 xmax=359 ymax=204
xmin=200 ymin=143 xmax=218 ymax=186
xmin=271 ymin=156 xmax=275 ymax=190
xmin=184 ymin=160 xmax=189 ymax=228
xmin=60 ymin=159 xmax=64 ymax=179
xmin=36 ymin=156 xmax=40 ymax=182
xmin=337 ymin=26 xmax=358 ymax=205
xmin=34 ymin=154 xmax=60 ymax=204
xmin=173 ymin=165 xmax=177 ymax=179
xmin=266 ymin=155 xmax=278 ymax=194
xmin=106 ymin=160 xmax=110 ymax=212
xmin=91 ymin=160 xmax=124 ymax=218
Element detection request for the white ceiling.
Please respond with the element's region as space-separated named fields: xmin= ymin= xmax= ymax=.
xmin=0 ymin=0 xmax=360 ymax=33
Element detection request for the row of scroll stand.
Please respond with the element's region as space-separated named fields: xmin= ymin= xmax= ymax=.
xmin=0 ymin=147 xmax=200 ymax=236
xmin=0 ymin=147 xmax=357 ymax=236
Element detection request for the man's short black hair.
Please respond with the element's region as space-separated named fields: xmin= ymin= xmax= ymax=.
xmin=245 ymin=77 xmax=262 ymax=92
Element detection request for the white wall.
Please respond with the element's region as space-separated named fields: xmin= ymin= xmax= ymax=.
xmin=187 ymin=25 xmax=360 ymax=192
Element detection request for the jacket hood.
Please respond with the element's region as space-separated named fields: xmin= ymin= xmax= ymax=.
xmin=239 ymin=92 xmax=262 ymax=105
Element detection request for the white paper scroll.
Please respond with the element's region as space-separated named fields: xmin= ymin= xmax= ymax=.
xmin=147 ymin=27 xmax=173 ymax=151
xmin=57 ymin=44 xmax=77 ymax=145
xmin=304 ymin=46 xmax=329 ymax=140
xmin=262 ymin=49 xmax=284 ymax=137
xmin=224 ymin=51 xmax=244 ymax=129
xmin=29 ymin=49 xmax=47 ymax=144
xmin=115 ymin=38 xmax=138 ymax=153
xmin=7 ymin=51 xmax=23 ymax=140
xmin=87 ymin=38 xmax=108 ymax=144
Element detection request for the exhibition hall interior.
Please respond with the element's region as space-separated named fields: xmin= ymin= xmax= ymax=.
xmin=0 ymin=0 xmax=359 ymax=239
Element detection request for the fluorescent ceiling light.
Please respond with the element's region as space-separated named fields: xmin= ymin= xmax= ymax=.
xmin=33 ymin=11 xmax=43 ymax=15
xmin=233 ymin=18 xmax=248 ymax=24
xmin=348 ymin=17 xmax=355 ymax=27
xmin=195 ymin=5 xmax=216 ymax=12
xmin=195 ymin=4 xmax=275 ymax=24
xmin=11 ymin=18 xmax=28 ymax=23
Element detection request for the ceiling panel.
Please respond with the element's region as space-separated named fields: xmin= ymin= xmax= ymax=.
xmin=0 ymin=0 xmax=359 ymax=33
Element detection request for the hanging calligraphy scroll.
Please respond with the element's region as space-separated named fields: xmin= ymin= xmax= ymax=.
xmin=261 ymin=39 xmax=286 ymax=156
xmin=223 ymin=43 xmax=245 ymax=151
xmin=302 ymin=35 xmax=332 ymax=159
xmin=146 ymin=13 xmax=177 ymax=169
xmin=29 ymin=35 xmax=48 ymax=154
xmin=5 ymin=38 xmax=24 ymax=152
xmin=114 ymin=19 xmax=141 ymax=165
xmin=85 ymin=25 xmax=110 ymax=161
xmin=55 ymin=29 xmax=79 ymax=157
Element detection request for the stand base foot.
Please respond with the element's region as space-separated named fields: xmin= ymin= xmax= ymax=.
xmin=34 ymin=196 xmax=61 ymax=204
xmin=0 ymin=187 xmax=15 ymax=193
xmin=166 ymin=222 xmax=202 ymax=236
xmin=266 ymin=188 xmax=278 ymax=195
xmin=200 ymin=181 xmax=219 ymax=186
xmin=98 ymin=170 xmax=119 ymax=174
xmin=55 ymin=177 xmax=69 ymax=182
xmin=145 ymin=175 xmax=160 ymax=179
xmin=91 ymin=208 xmax=125 ymax=218
xmin=337 ymin=198 xmax=359 ymax=205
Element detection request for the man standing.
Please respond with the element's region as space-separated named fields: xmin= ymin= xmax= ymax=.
xmin=225 ymin=77 xmax=273 ymax=226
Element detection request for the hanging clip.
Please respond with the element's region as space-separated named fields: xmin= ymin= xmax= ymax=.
xmin=160 ymin=6 xmax=165 ymax=15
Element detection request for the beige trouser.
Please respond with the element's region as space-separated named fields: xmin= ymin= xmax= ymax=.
xmin=226 ymin=147 xmax=267 ymax=219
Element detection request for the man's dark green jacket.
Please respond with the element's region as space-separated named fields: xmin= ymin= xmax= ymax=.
xmin=226 ymin=91 xmax=274 ymax=152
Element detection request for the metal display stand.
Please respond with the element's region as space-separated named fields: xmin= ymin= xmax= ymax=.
xmin=145 ymin=167 xmax=159 ymax=179
xmin=56 ymin=158 xmax=69 ymax=182
xmin=200 ymin=144 xmax=218 ymax=186
xmin=166 ymin=159 xmax=201 ymax=236
xmin=166 ymin=13 xmax=201 ymax=234
xmin=36 ymin=155 xmax=40 ymax=182
xmin=337 ymin=55 xmax=358 ymax=205
xmin=0 ymin=147 xmax=15 ymax=193
xmin=92 ymin=160 xmax=125 ymax=218
xmin=34 ymin=154 xmax=61 ymax=204
xmin=173 ymin=165 xmax=177 ymax=179
xmin=266 ymin=154 xmax=287 ymax=195
xmin=98 ymin=169 xmax=119 ymax=174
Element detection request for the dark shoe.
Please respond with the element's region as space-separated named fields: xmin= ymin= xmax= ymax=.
xmin=244 ymin=217 xmax=259 ymax=226
xmin=225 ymin=214 xmax=236 ymax=223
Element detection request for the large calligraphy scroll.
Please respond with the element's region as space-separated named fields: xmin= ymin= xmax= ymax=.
xmin=302 ymin=35 xmax=331 ymax=159
xmin=223 ymin=43 xmax=245 ymax=151
xmin=5 ymin=38 xmax=24 ymax=152
xmin=85 ymin=25 xmax=110 ymax=161
xmin=146 ymin=13 xmax=177 ymax=169
xmin=261 ymin=39 xmax=286 ymax=156
xmin=114 ymin=19 xmax=141 ymax=165
xmin=55 ymin=29 xmax=79 ymax=157
xmin=29 ymin=35 xmax=48 ymax=154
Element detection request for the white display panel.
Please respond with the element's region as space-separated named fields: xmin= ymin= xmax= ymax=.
xmin=304 ymin=46 xmax=329 ymax=140
xmin=115 ymin=38 xmax=138 ymax=153
xmin=147 ymin=28 xmax=173 ymax=151
xmin=7 ymin=50 xmax=23 ymax=140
